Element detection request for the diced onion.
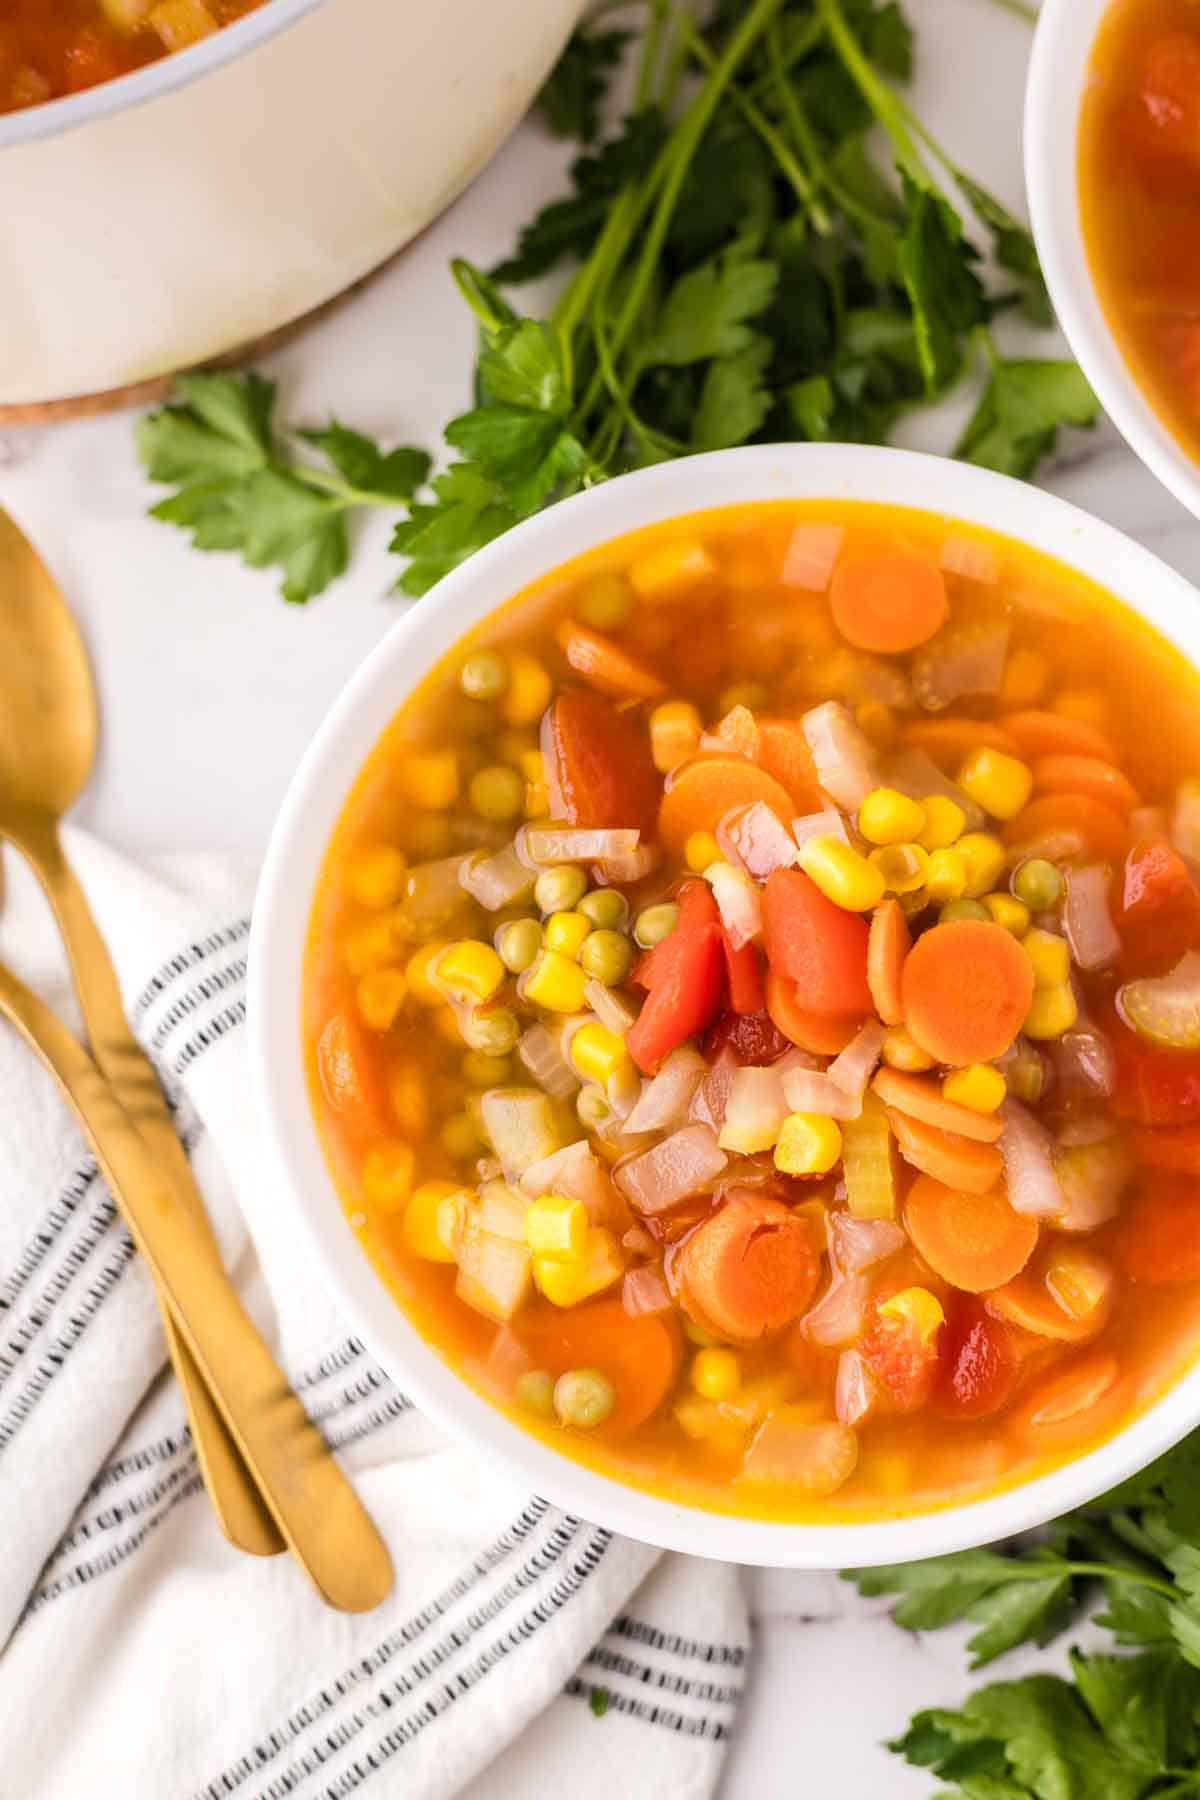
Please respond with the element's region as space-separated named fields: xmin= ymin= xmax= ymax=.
xmin=706 ymin=861 xmax=763 ymax=950
xmin=883 ymin=748 xmax=985 ymax=831
xmin=480 ymin=1088 xmax=563 ymax=1180
xmin=700 ymin=705 xmax=758 ymax=759
xmin=1065 ymin=866 xmax=1120 ymax=971
xmin=1053 ymin=1138 xmax=1132 ymax=1233
xmin=455 ymin=1211 xmax=531 ymax=1323
xmin=615 ymin=1123 xmax=727 ymax=1215
xmin=940 ymin=533 xmax=1000 ymax=584
xmin=718 ymin=1064 xmax=789 ymax=1152
xmin=827 ymin=1021 xmax=887 ymax=1102
xmin=600 ymin=843 xmax=662 ymax=885
xmin=999 ymin=1099 xmax=1064 ymax=1217
xmin=781 ymin=522 xmax=844 ymax=592
xmin=583 ymin=977 xmax=641 ymax=1034
xmin=792 ymin=806 xmax=851 ymax=850
xmin=622 ymin=1264 xmax=672 ymax=1316
xmin=519 ymin=1138 xmax=622 ymax=1229
xmin=396 ymin=855 xmax=470 ymax=936
xmin=690 ymin=1047 xmax=738 ymax=1130
xmin=623 ymin=1046 xmax=708 ymax=1135
xmin=1172 ymin=780 xmax=1200 ymax=864
xmin=780 ymin=1022 xmax=884 ymax=1121
xmin=830 ymin=1212 xmax=906 ymax=1275
xmin=717 ymin=802 xmax=799 ymax=878
xmin=1051 ymin=1026 xmax=1115 ymax=1102
xmin=518 ymin=1023 xmax=579 ymax=1100
xmin=802 ymin=1273 xmax=869 ymax=1347
xmin=835 ymin=1349 xmax=878 ymax=1427
xmin=622 ymin=1225 xmax=657 ymax=1257
xmin=910 ymin=615 xmax=1010 ymax=712
xmin=458 ymin=844 xmax=534 ymax=910
xmin=518 ymin=824 xmax=641 ymax=866
xmin=801 ymin=701 xmax=878 ymax=810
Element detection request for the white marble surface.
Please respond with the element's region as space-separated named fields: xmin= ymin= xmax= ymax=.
xmin=2 ymin=0 xmax=1198 ymax=1792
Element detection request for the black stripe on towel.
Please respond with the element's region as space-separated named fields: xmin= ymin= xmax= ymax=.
xmin=608 ymin=1614 xmax=749 ymax=1667
xmin=580 ymin=1642 xmax=744 ymax=1707
xmin=0 ymin=1163 xmax=100 ymax=1320
xmin=563 ymin=1674 xmax=732 ymax=1740
xmin=130 ymin=919 xmax=252 ymax=1027
xmin=148 ymin=957 xmax=248 ymax=1055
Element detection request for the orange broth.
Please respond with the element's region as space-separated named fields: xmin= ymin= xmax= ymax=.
xmin=304 ymin=499 xmax=1200 ymax=1522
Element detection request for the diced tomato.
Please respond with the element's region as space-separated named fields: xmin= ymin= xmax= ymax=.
xmin=703 ymin=1009 xmax=792 ymax=1065
xmin=934 ymin=1297 xmax=1018 ymax=1421
xmin=859 ymin=1295 xmax=944 ymax=1414
xmin=1115 ymin=1175 xmax=1200 ymax=1284
xmin=761 ymin=868 xmax=872 ymax=1018
xmin=1108 ymin=1005 xmax=1200 ymax=1124
xmin=1132 ymin=1121 xmax=1200 ymax=1175
xmin=316 ymin=1008 xmax=388 ymax=1140
xmin=1119 ymin=838 xmax=1200 ymax=974
xmin=627 ymin=880 xmax=725 ymax=1073
xmin=542 ymin=688 xmax=661 ymax=836
xmin=721 ymin=928 xmax=765 ymax=1014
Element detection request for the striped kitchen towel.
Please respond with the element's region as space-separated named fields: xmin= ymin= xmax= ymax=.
xmin=0 ymin=831 xmax=749 ymax=1800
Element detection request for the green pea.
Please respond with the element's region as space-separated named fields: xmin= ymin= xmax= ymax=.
xmin=459 ymin=650 xmax=510 ymax=702
xmin=940 ymin=898 xmax=990 ymax=924
xmin=579 ymin=887 xmax=629 ymax=930
xmin=534 ymin=864 xmax=589 ymax=915
xmin=462 ymin=1049 xmax=512 ymax=1087
xmin=718 ymin=680 xmax=768 ymax=715
xmin=441 ymin=1112 xmax=481 ymax=1160
xmin=554 ymin=1367 xmax=615 ymax=1429
xmin=634 ymin=901 xmax=680 ymax=949
xmin=469 ymin=765 xmax=525 ymax=823
xmin=463 ymin=1007 xmax=520 ymax=1056
xmin=576 ymin=1084 xmax=614 ymax=1131
xmin=1013 ymin=857 xmax=1063 ymax=912
xmin=495 ymin=917 xmax=542 ymax=974
xmin=580 ymin=929 xmax=634 ymax=987
xmin=577 ymin=575 xmax=633 ymax=631
xmin=516 ymin=1369 xmax=556 ymax=1417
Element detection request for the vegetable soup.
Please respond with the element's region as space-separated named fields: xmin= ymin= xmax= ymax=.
xmin=305 ymin=500 xmax=1200 ymax=1522
xmin=0 ymin=0 xmax=266 ymax=113
xmin=1080 ymin=0 xmax=1200 ymax=463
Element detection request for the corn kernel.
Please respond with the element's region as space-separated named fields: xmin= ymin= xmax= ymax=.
xmin=544 ymin=911 xmax=592 ymax=960
xmin=435 ymin=940 xmax=506 ymax=1003
xmin=356 ymin=967 xmax=407 ymax=1032
xmin=881 ymin=1027 xmax=935 ymax=1072
xmin=957 ymin=748 xmax=1034 ymax=822
xmin=570 ymin=1021 xmax=629 ymax=1084
xmin=524 ymin=782 xmax=550 ymax=820
xmin=519 ymin=748 xmax=546 ymax=787
xmin=404 ymin=941 xmax=452 ymax=1006
xmin=521 ymin=948 xmax=589 ymax=1013
xmin=1054 ymin=688 xmax=1107 ymax=729
xmin=719 ymin=681 xmax=768 ymax=715
xmin=855 ymin=700 xmax=898 ymax=749
xmin=401 ymin=750 xmax=459 ymax=810
xmin=797 ymin=834 xmax=886 ymax=912
xmin=498 ymin=727 xmax=537 ymax=766
xmin=867 ymin=842 xmax=929 ymax=895
xmin=877 ymin=1286 xmax=945 ymax=1345
xmin=362 ymin=1141 xmax=415 ymax=1212
xmin=685 ymin=830 xmax=723 ymax=873
xmin=957 ymin=832 xmax=1008 ymax=898
xmin=650 ymin=700 xmax=703 ymax=773
xmin=1000 ymin=647 xmax=1049 ymax=708
xmin=500 ymin=652 xmax=552 ymax=727
xmin=390 ymin=1065 xmax=429 ymax=1138
xmin=344 ymin=915 xmax=398 ymax=977
xmin=347 ymin=846 xmax=407 ymax=910
xmin=525 ymin=1194 xmax=589 ymax=1262
xmin=403 ymin=1180 xmax=464 ymax=1261
xmin=924 ymin=847 xmax=967 ymax=903
xmin=1044 ymin=1251 xmax=1113 ymax=1322
xmin=578 ymin=571 xmax=634 ymax=630
xmin=1024 ymin=981 xmax=1078 ymax=1040
xmin=774 ymin=1112 xmax=843 ymax=1176
xmin=1025 ymin=927 xmax=1071 ymax=988
xmin=942 ymin=1063 xmax=1007 ymax=1114
xmin=434 ymin=1006 xmax=464 ymax=1045
xmin=629 ymin=539 xmax=717 ymax=601
xmin=917 ymin=795 xmax=968 ymax=851
xmin=983 ymin=892 xmax=1031 ymax=936
xmin=691 ymin=1348 xmax=741 ymax=1402
xmin=858 ymin=787 xmax=927 ymax=846
xmin=534 ymin=1226 xmax=623 ymax=1306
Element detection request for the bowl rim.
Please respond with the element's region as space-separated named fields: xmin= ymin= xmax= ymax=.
xmin=0 ymin=0 xmax=326 ymax=152
xmin=1024 ymin=0 xmax=1200 ymax=524
xmin=251 ymin=441 xmax=1200 ymax=1568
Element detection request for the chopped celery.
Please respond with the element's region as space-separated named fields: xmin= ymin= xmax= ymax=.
xmin=841 ymin=1090 xmax=897 ymax=1220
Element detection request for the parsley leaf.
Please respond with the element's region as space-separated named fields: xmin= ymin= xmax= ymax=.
xmin=536 ymin=27 xmax=630 ymax=142
xmin=896 ymin=175 xmax=987 ymax=393
xmin=588 ymin=1685 xmax=611 ymax=1718
xmin=640 ymin=252 xmax=779 ymax=367
xmin=950 ymin=168 xmax=1053 ymax=327
xmin=693 ymin=338 xmax=773 ymax=449
xmin=956 ymin=357 xmax=1100 ymax=478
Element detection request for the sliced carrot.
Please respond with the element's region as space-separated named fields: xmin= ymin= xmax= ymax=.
xmin=1011 ymin=1352 xmax=1126 ymax=1451
xmin=555 ymin=619 xmax=666 ymax=701
xmin=900 ymin=717 xmax=1022 ymax=766
xmin=1000 ymin=709 xmax=1118 ymax=764
xmin=1132 ymin=1123 xmax=1200 ymax=1175
xmin=1004 ymin=792 xmax=1129 ymax=865
xmin=514 ymin=1298 xmax=681 ymax=1435
xmin=1031 ymin=754 xmax=1139 ymax=817
xmin=867 ymin=898 xmax=910 ymax=1027
xmin=830 ymin=548 xmax=948 ymax=653
xmin=901 ymin=919 xmax=1034 ymax=1067
xmin=543 ymin=689 xmax=662 ymax=837
xmin=887 ymin=1110 xmax=1004 ymax=1195
xmin=904 ymin=1174 xmax=1037 ymax=1292
xmin=659 ymin=755 xmax=796 ymax=857
xmin=1115 ymin=1177 xmax=1200 ymax=1284
xmin=754 ymin=717 xmax=824 ymax=811
xmin=316 ymin=1009 xmax=389 ymax=1141
xmin=679 ymin=1190 xmax=819 ymax=1343
xmin=986 ymin=1255 xmax=1112 ymax=1344
xmin=765 ymin=969 xmax=862 ymax=1054
xmin=872 ymin=1067 xmax=1004 ymax=1144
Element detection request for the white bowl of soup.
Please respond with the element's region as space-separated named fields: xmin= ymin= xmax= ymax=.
xmin=1026 ymin=0 xmax=1200 ymax=522
xmin=0 ymin=0 xmax=579 ymax=412
xmin=251 ymin=442 xmax=1200 ymax=1567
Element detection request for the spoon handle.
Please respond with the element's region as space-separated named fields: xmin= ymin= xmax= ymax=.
xmin=14 ymin=817 xmax=281 ymax=1557
xmin=0 ymin=956 xmax=394 ymax=1612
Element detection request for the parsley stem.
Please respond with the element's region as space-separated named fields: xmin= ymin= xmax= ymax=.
xmin=815 ymin=0 xmax=928 ymax=189
xmin=982 ymin=0 xmax=1038 ymax=22
xmin=283 ymin=462 xmax=397 ymax=511
xmin=745 ymin=15 xmax=824 ymax=101
xmin=990 ymin=1558 xmax=1180 ymax=1601
xmin=634 ymin=0 xmax=667 ymax=110
xmin=764 ymin=19 xmax=881 ymax=236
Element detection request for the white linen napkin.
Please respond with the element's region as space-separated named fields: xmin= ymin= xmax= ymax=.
xmin=0 ymin=830 xmax=749 ymax=1800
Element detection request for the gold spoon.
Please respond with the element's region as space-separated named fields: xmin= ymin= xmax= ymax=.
xmin=0 ymin=956 xmax=394 ymax=1611
xmin=0 ymin=508 xmax=279 ymax=1555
